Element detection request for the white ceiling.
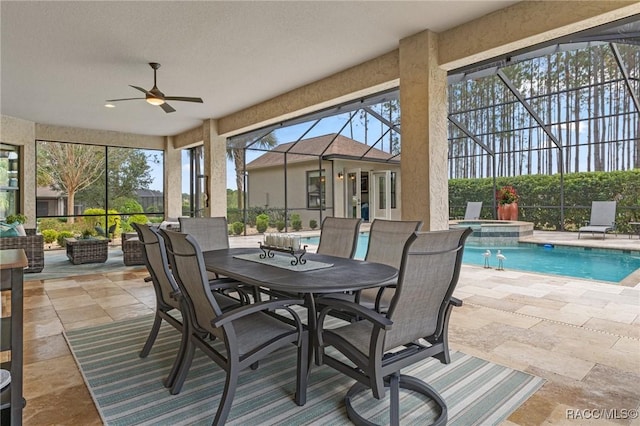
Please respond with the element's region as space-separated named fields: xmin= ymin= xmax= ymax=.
xmin=1 ymin=1 xmax=518 ymax=137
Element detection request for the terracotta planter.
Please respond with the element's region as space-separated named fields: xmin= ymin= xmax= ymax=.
xmin=498 ymin=203 xmax=518 ymax=220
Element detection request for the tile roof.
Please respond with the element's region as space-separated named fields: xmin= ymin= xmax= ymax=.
xmin=246 ymin=134 xmax=397 ymax=170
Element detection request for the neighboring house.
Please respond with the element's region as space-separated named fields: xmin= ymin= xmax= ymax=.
xmin=36 ymin=187 xmax=163 ymax=217
xmin=246 ymin=134 xmax=401 ymax=225
xmin=36 ymin=187 xmax=67 ymax=217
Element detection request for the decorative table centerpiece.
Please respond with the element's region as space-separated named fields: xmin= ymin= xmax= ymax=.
xmin=260 ymin=233 xmax=307 ymax=265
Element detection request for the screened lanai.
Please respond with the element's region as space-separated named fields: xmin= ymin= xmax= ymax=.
xmin=225 ymin=17 xmax=639 ymax=234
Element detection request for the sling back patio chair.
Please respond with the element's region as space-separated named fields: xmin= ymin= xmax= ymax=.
xmin=578 ymin=201 xmax=617 ymax=239
xmin=316 ymin=217 xmax=362 ymax=259
xmin=133 ymin=223 xmax=242 ymax=392
xmin=160 ymin=229 xmax=308 ymax=425
xmin=356 ymin=219 xmax=422 ymax=312
xmin=315 ymin=227 xmax=472 ymax=426
xmin=463 ymin=201 xmax=483 ymax=220
xmin=179 ymin=216 xmax=252 ymax=303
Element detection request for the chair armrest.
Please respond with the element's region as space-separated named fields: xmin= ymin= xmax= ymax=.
xmin=318 ymin=297 xmax=393 ymax=330
xmin=211 ymin=298 xmax=304 ymax=327
xmin=449 ymin=296 xmax=463 ymax=307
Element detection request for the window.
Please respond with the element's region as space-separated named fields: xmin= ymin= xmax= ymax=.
xmin=306 ymin=170 xmax=325 ymax=209
xmin=0 ymin=144 xmax=19 ymax=220
xmin=36 ymin=140 xmax=164 ymax=235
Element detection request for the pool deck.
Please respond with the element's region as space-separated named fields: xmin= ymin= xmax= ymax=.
xmin=14 ymin=228 xmax=640 ymax=425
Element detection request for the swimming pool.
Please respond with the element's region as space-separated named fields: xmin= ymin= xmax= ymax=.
xmin=302 ymin=233 xmax=640 ymax=283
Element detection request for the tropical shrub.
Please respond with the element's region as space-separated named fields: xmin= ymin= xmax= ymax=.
xmin=291 ymin=213 xmax=302 ymax=231
xmin=231 ymin=221 xmax=244 ymax=235
xmin=57 ymin=230 xmax=75 ymax=247
xmin=41 ymin=229 xmax=58 ymax=244
xmin=276 ymin=220 xmax=285 ymax=232
xmin=256 ymin=213 xmax=270 ymax=233
xmin=309 ymin=219 xmax=318 ymax=230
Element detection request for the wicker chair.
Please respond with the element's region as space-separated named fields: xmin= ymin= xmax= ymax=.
xmin=0 ymin=229 xmax=44 ymax=273
xmin=316 ymin=227 xmax=472 ymax=426
xmin=121 ymin=232 xmax=145 ymax=266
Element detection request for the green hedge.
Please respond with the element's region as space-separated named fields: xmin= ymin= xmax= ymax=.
xmin=449 ymin=170 xmax=640 ymax=232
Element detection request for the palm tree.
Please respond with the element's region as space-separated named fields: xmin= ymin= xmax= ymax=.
xmin=226 ymin=132 xmax=277 ymax=209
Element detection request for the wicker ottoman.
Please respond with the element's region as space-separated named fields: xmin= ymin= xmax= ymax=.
xmin=122 ymin=233 xmax=145 ymax=266
xmin=65 ymin=238 xmax=108 ymax=264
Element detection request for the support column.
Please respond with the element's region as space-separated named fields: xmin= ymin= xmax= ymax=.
xmin=399 ymin=30 xmax=449 ymax=231
xmin=203 ymin=119 xmax=227 ymax=217
xmin=164 ymin=136 xmax=183 ymax=219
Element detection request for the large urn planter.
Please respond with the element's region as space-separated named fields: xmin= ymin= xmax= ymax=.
xmin=498 ymin=203 xmax=518 ymax=221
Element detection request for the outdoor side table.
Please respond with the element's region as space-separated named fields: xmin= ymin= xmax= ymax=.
xmin=65 ymin=238 xmax=108 ymax=264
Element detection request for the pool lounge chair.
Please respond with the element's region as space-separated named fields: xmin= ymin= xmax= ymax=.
xmin=464 ymin=201 xmax=483 ymax=220
xmin=578 ymin=201 xmax=617 ymax=239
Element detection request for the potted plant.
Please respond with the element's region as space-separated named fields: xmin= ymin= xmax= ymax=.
xmin=496 ymin=186 xmax=519 ymax=220
xmin=5 ymin=213 xmax=26 ymax=224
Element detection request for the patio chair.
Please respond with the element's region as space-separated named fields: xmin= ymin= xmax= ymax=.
xmin=160 ymin=229 xmax=308 ymax=425
xmin=463 ymin=201 xmax=483 ymax=220
xmin=578 ymin=201 xmax=617 ymax=239
xmin=133 ymin=223 xmax=242 ymax=392
xmin=357 ymin=219 xmax=422 ymax=312
xmin=179 ymin=216 xmax=252 ymax=302
xmin=316 ymin=217 xmax=362 ymax=259
xmin=315 ymin=227 xmax=472 ymax=426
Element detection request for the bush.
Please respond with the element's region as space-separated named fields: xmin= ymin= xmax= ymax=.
xmin=309 ymin=219 xmax=318 ymax=230
xmin=41 ymin=229 xmax=58 ymax=244
xmin=291 ymin=213 xmax=302 ymax=231
xmin=231 ymin=221 xmax=244 ymax=235
xmin=276 ymin=220 xmax=285 ymax=232
xmin=256 ymin=213 xmax=270 ymax=233
xmin=57 ymin=231 xmax=75 ymax=247
xmin=123 ymin=214 xmax=149 ymax=232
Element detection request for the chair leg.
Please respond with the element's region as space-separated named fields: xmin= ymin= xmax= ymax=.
xmin=213 ymin=363 xmax=240 ymax=426
xmin=170 ymin=338 xmax=196 ymax=395
xmin=389 ymin=372 xmax=400 ymax=426
xmin=295 ymin=332 xmax=308 ymax=406
xmin=139 ymin=311 xmax=163 ymax=358
xmin=164 ymin=319 xmax=189 ymax=389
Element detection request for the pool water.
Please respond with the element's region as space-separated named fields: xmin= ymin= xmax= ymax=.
xmin=302 ymin=233 xmax=640 ymax=283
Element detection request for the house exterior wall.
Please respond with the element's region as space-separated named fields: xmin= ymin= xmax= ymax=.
xmin=248 ymin=159 xmax=401 ymax=226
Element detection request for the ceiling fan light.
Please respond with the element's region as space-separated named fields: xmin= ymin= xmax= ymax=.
xmin=146 ymin=97 xmax=165 ymax=106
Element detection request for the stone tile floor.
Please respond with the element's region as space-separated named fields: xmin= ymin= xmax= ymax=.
xmin=5 ymin=230 xmax=640 ymax=425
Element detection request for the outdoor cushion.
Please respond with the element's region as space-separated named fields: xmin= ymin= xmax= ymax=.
xmin=0 ymin=222 xmax=20 ymax=237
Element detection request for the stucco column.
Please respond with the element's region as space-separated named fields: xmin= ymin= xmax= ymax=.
xmin=164 ymin=136 xmax=182 ymax=218
xmin=399 ymin=30 xmax=449 ymax=231
xmin=203 ymin=119 xmax=227 ymax=217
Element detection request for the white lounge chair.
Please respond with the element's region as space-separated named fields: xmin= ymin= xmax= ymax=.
xmin=464 ymin=201 xmax=483 ymax=220
xmin=578 ymin=201 xmax=617 ymax=239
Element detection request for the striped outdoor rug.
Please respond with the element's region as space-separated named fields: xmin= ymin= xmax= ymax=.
xmin=65 ymin=314 xmax=543 ymax=426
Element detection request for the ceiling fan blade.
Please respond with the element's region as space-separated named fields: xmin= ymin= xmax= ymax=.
xmin=105 ymin=97 xmax=145 ymax=102
xmin=164 ymin=96 xmax=203 ymax=103
xmin=129 ymin=85 xmax=154 ymax=96
xmin=160 ymin=102 xmax=176 ymax=113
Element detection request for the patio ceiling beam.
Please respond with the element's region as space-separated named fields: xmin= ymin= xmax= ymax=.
xmin=610 ymin=42 xmax=640 ymax=115
xmin=362 ymin=106 xmax=401 ymax=135
xmin=496 ymin=69 xmax=562 ymax=151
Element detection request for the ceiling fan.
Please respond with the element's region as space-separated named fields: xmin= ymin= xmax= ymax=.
xmin=106 ymin=62 xmax=203 ymax=113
